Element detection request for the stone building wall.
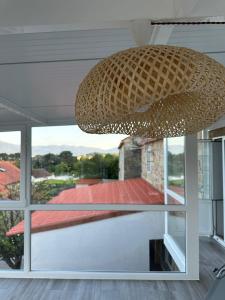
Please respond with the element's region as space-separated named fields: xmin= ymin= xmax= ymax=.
xmin=119 ymin=146 xmax=125 ymax=180
xmin=124 ymin=147 xmax=142 ymax=179
xmin=141 ymin=139 xmax=164 ymax=193
xmin=119 ymin=137 xmax=142 ymax=180
xmin=119 ymin=137 xmax=164 ymax=191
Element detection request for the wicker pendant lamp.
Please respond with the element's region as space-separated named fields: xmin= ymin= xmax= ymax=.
xmin=75 ymin=45 xmax=225 ymax=138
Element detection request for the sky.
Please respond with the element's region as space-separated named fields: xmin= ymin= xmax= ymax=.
xmin=0 ymin=131 xmax=21 ymax=145
xmin=167 ymin=136 xmax=184 ymax=154
xmin=0 ymin=126 xmax=183 ymax=151
xmin=0 ymin=126 xmax=127 ymax=150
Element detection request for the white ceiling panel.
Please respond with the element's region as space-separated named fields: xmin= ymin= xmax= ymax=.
xmin=0 ymin=60 xmax=98 ymax=109
xmin=0 ymin=109 xmax=29 ymax=123
xmin=0 ymin=29 xmax=134 ymax=64
xmin=0 ymin=0 xmax=225 ymax=29
xmin=0 ymin=26 xmax=224 ymax=125
xmin=168 ymin=25 xmax=225 ymax=53
xmin=28 ymin=106 xmax=75 ymax=122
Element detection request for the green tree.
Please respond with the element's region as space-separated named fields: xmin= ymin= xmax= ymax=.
xmin=168 ymin=152 xmax=184 ymax=177
xmin=32 ymin=155 xmax=43 ymax=169
xmin=0 ymin=221 xmax=23 ymax=269
xmin=32 ymin=151 xmax=119 ymax=179
xmin=34 ymin=153 xmax=60 ymax=173
xmin=73 ymin=159 xmax=82 ymax=177
xmin=103 ymin=154 xmax=119 ymax=179
xmin=81 ymin=159 xmax=99 ymax=178
xmin=55 ymin=162 xmax=70 ymax=175
xmin=0 ymin=185 xmax=23 ymax=269
xmin=44 ymin=153 xmax=60 ymax=173
xmin=0 ymin=153 xmax=8 ymax=160
xmin=59 ymin=151 xmax=74 ymax=170
xmin=32 ymin=181 xmax=52 ymax=204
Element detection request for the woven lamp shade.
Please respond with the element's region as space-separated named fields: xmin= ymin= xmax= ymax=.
xmin=75 ymin=45 xmax=225 ymax=138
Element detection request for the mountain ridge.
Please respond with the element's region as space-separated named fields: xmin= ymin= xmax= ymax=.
xmin=0 ymin=141 xmax=118 ymax=156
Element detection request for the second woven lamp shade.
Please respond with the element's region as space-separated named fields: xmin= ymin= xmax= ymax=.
xmin=75 ymin=45 xmax=225 ymax=138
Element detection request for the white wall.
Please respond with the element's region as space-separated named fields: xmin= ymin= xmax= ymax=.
xmin=31 ymin=211 xmax=164 ymax=272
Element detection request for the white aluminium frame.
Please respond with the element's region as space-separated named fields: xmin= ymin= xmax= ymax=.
xmin=213 ymin=137 xmax=225 ymax=248
xmin=0 ymin=125 xmax=199 ymax=280
xmin=164 ymin=135 xmax=199 ymax=279
xmin=0 ymin=125 xmax=27 ymax=209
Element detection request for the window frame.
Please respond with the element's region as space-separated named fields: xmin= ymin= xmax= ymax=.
xmin=146 ymin=144 xmax=153 ymax=174
xmin=0 ymin=125 xmax=26 ymax=209
xmin=166 ymin=137 xmax=185 ymax=203
xmin=0 ymin=125 xmax=199 ymax=280
xmin=164 ymin=135 xmax=199 ymax=279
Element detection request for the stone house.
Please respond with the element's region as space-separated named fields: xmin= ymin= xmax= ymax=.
xmin=141 ymin=138 xmax=164 ymax=193
xmin=118 ymin=137 xmax=164 ymax=193
xmin=118 ymin=137 xmax=142 ymax=181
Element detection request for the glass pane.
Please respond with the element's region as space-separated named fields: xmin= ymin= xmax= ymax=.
xmin=0 ymin=210 xmax=24 ymax=270
xmin=198 ymin=140 xmax=211 ymax=200
xmin=214 ymin=199 xmax=224 ymax=239
xmin=167 ymin=211 xmax=186 ymax=255
xmin=0 ymin=131 xmax=21 ymax=201
xmin=167 ymin=195 xmax=184 ymax=205
xmin=32 ymin=125 xmax=183 ymax=204
xmin=28 ymin=211 xmax=184 ymax=272
xmin=167 ymin=137 xmax=185 ymax=197
xmin=142 ymin=139 xmax=164 ymax=193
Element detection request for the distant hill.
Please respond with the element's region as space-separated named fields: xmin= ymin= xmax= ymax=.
xmin=0 ymin=140 xmax=184 ymax=156
xmin=0 ymin=141 xmax=20 ymax=154
xmin=32 ymin=145 xmax=118 ymax=156
xmin=0 ymin=140 xmax=118 ymax=156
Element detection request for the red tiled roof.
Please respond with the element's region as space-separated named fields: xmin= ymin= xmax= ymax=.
xmin=0 ymin=161 xmax=20 ymax=186
xmin=168 ymin=185 xmax=184 ymax=197
xmin=51 ymin=178 xmax=163 ymax=205
xmin=6 ymin=178 xmax=164 ymax=236
xmin=76 ymin=178 xmax=102 ymax=185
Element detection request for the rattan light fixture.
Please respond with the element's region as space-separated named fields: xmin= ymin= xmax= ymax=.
xmin=75 ymin=45 xmax=225 ymax=138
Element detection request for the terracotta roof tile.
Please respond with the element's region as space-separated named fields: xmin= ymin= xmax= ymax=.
xmin=6 ymin=178 xmax=164 ymax=236
xmin=0 ymin=161 xmax=20 ymax=186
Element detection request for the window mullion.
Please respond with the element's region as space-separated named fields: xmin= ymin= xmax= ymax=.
xmin=28 ymin=203 xmax=186 ymax=211
xmin=25 ymin=125 xmax=32 ymax=207
xmin=185 ymin=134 xmax=199 ymax=279
xmin=24 ymin=125 xmax=32 ymax=272
xmin=23 ymin=209 xmax=31 ymax=272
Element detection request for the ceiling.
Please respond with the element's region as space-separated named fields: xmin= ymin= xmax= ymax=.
xmin=0 ymin=28 xmax=135 ymax=125
xmin=1 ymin=23 xmax=225 ymax=128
